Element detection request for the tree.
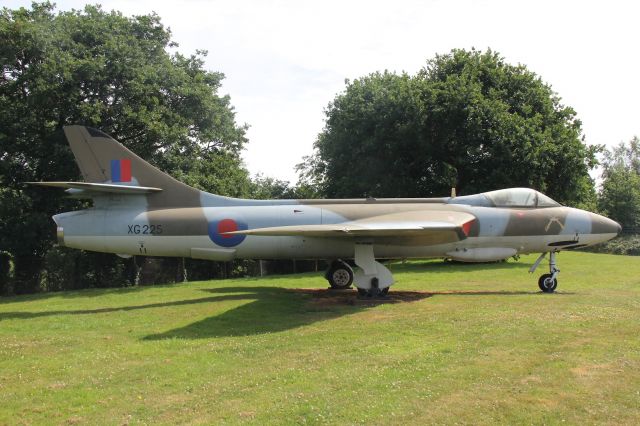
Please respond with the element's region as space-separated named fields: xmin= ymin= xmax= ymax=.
xmin=598 ymin=137 xmax=640 ymax=230
xmin=250 ymin=174 xmax=321 ymax=200
xmin=250 ymin=175 xmax=298 ymax=200
xmin=301 ymin=49 xmax=598 ymax=206
xmin=0 ymin=3 xmax=250 ymax=293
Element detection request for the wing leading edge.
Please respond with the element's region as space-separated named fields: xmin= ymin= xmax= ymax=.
xmin=227 ymin=211 xmax=477 ymax=245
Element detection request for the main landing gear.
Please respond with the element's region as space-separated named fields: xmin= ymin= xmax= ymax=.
xmin=325 ymin=260 xmax=354 ymax=289
xmin=325 ymin=243 xmax=394 ymax=297
xmin=529 ymin=251 xmax=560 ymax=293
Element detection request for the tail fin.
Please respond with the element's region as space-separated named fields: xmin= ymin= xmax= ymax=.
xmin=63 ymin=125 xmax=202 ymax=208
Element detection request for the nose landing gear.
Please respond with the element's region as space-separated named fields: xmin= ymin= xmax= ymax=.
xmin=530 ymin=251 xmax=560 ymax=293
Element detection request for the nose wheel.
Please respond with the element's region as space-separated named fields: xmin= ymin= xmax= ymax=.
xmin=538 ymin=274 xmax=557 ymax=293
xmin=530 ymin=251 xmax=560 ymax=293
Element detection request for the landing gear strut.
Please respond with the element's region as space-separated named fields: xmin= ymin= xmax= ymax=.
xmin=530 ymin=251 xmax=560 ymax=293
xmin=353 ymin=242 xmax=394 ymax=297
xmin=325 ymin=260 xmax=353 ymax=289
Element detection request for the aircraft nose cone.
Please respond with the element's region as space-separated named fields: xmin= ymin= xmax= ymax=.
xmin=591 ymin=213 xmax=622 ymax=235
xmin=606 ymin=217 xmax=622 ymax=235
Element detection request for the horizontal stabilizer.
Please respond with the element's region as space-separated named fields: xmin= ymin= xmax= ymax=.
xmin=28 ymin=181 xmax=162 ymax=195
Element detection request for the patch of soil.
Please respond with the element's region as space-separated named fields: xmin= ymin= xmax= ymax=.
xmin=288 ymin=288 xmax=433 ymax=307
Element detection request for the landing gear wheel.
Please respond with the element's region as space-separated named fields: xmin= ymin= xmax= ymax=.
xmin=538 ymin=273 xmax=557 ymax=293
xmin=356 ymin=286 xmax=389 ymax=298
xmin=326 ymin=261 xmax=353 ymax=289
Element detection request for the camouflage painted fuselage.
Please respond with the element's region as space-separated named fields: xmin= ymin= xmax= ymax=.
xmin=55 ymin=193 xmax=620 ymax=262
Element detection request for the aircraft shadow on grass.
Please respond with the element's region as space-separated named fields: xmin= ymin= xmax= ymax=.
xmin=0 ymin=285 xmax=565 ymax=338
xmin=392 ymin=259 xmax=532 ymax=275
xmin=0 ymin=294 xmax=233 ymax=320
xmin=143 ymin=286 xmax=375 ymax=340
xmin=141 ymin=286 xmax=550 ymax=340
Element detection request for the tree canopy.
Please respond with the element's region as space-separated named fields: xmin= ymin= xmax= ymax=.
xmin=598 ymin=137 xmax=640 ymax=230
xmin=300 ymin=49 xmax=598 ymax=206
xmin=0 ymin=2 xmax=250 ymax=293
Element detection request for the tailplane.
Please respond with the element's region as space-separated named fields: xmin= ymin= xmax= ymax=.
xmin=33 ymin=126 xmax=204 ymax=208
xmin=31 ymin=125 xmax=277 ymax=208
xmin=64 ymin=126 xmax=203 ymax=208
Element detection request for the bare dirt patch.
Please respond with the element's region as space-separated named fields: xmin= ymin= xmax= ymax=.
xmin=289 ymin=288 xmax=535 ymax=307
xmin=289 ymin=288 xmax=433 ymax=307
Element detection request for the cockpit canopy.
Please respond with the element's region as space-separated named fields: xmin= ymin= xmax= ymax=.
xmin=448 ymin=188 xmax=560 ymax=208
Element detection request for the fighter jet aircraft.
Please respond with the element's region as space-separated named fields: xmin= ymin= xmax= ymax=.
xmin=31 ymin=126 xmax=621 ymax=296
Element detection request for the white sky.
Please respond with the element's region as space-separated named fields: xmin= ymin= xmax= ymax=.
xmin=6 ymin=0 xmax=640 ymax=183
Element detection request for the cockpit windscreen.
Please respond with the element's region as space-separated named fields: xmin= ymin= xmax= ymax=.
xmin=448 ymin=188 xmax=560 ymax=208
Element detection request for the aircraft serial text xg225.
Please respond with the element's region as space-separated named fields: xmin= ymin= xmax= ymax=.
xmin=32 ymin=126 xmax=621 ymax=296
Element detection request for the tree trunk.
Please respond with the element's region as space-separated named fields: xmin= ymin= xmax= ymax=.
xmin=12 ymin=255 xmax=43 ymax=294
xmin=0 ymin=252 xmax=13 ymax=295
xmin=177 ymin=257 xmax=187 ymax=282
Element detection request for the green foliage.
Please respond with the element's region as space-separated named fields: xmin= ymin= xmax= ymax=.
xmin=250 ymin=174 xmax=298 ymax=199
xmin=40 ymin=247 xmax=133 ymax=291
xmin=0 ymin=2 xmax=250 ymax=293
xmin=585 ymin=235 xmax=640 ymax=256
xmin=602 ymin=136 xmax=640 ymax=173
xmin=598 ymin=137 xmax=640 ymax=230
xmin=250 ymin=174 xmax=323 ymax=200
xmin=302 ymin=49 xmax=598 ymax=205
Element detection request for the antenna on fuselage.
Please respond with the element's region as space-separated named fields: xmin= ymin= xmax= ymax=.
xmin=451 ymin=187 xmax=456 ymax=198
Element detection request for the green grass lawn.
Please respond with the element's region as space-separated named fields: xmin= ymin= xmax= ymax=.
xmin=1 ymin=252 xmax=639 ymax=425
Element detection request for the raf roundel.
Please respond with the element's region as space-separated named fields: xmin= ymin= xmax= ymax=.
xmin=208 ymin=218 xmax=248 ymax=247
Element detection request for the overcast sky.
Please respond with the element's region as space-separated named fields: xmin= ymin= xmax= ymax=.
xmin=6 ymin=0 xmax=640 ymax=182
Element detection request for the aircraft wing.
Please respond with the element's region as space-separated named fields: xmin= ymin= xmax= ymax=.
xmin=228 ymin=211 xmax=476 ymax=245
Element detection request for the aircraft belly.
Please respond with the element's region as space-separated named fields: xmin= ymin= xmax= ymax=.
xmin=103 ymin=235 xmax=198 ymax=257
xmin=371 ymin=236 xmax=523 ymax=259
xmin=63 ymin=235 xmax=107 ymax=252
xmin=236 ymin=236 xmax=354 ymax=259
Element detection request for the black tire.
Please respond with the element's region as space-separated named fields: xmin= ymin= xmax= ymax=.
xmin=538 ymin=273 xmax=557 ymax=293
xmin=326 ymin=263 xmax=353 ymax=289
xmin=356 ymin=287 xmax=389 ymax=297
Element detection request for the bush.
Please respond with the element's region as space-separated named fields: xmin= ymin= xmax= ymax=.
xmin=582 ymin=235 xmax=640 ymax=256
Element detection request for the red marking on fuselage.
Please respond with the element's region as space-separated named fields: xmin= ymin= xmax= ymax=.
xmin=218 ymin=219 xmax=238 ymax=238
xmin=462 ymin=219 xmax=476 ymax=236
